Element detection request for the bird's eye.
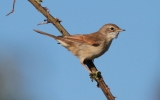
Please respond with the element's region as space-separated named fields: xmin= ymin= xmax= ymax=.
xmin=110 ymin=27 xmax=114 ymax=31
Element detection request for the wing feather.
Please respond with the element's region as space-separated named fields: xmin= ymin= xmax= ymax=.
xmin=63 ymin=33 xmax=101 ymax=46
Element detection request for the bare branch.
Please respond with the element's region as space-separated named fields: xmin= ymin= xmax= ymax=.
xmin=29 ymin=0 xmax=69 ymax=36
xmin=29 ymin=0 xmax=115 ymax=99
xmin=6 ymin=0 xmax=16 ymax=16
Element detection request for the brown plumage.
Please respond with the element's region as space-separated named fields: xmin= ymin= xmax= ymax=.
xmin=35 ymin=23 xmax=125 ymax=72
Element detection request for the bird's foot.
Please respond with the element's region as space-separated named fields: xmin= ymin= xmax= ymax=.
xmin=89 ymin=71 xmax=101 ymax=82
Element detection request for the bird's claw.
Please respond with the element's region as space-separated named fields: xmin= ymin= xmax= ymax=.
xmin=89 ymin=71 xmax=101 ymax=82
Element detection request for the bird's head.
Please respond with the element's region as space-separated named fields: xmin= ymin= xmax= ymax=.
xmin=99 ymin=23 xmax=125 ymax=39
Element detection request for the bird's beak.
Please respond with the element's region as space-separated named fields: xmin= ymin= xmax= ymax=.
xmin=115 ymin=29 xmax=125 ymax=39
xmin=119 ymin=29 xmax=125 ymax=32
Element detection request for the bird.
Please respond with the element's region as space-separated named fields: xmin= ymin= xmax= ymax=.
xmin=34 ymin=23 xmax=125 ymax=73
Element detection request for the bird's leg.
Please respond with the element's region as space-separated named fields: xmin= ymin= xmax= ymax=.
xmin=80 ymin=61 xmax=91 ymax=73
xmin=80 ymin=60 xmax=101 ymax=82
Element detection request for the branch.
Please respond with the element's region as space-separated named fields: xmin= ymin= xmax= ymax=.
xmin=29 ymin=0 xmax=69 ymax=36
xmin=28 ymin=0 xmax=115 ymax=100
xmin=6 ymin=0 xmax=16 ymax=16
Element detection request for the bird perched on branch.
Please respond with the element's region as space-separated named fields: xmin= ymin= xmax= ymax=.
xmin=34 ymin=23 xmax=125 ymax=74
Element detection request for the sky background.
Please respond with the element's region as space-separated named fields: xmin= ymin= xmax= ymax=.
xmin=1 ymin=0 xmax=160 ymax=100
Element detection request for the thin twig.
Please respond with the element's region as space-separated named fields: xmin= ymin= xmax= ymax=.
xmin=6 ymin=0 xmax=16 ymax=16
xmin=37 ymin=18 xmax=61 ymax=26
xmin=37 ymin=19 xmax=50 ymax=26
xmin=28 ymin=0 xmax=115 ymax=100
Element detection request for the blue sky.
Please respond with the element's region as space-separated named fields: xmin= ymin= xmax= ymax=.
xmin=1 ymin=0 xmax=160 ymax=100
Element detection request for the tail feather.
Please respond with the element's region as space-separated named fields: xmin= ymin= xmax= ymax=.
xmin=34 ymin=29 xmax=58 ymax=39
xmin=34 ymin=29 xmax=73 ymax=47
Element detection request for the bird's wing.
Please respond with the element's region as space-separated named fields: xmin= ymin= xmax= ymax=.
xmin=63 ymin=33 xmax=101 ymax=46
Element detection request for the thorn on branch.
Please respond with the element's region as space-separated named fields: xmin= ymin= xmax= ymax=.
xmin=43 ymin=7 xmax=50 ymax=13
xmin=54 ymin=18 xmax=62 ymax=24
xmin=6 ymin=0 xmax=16 ymax=16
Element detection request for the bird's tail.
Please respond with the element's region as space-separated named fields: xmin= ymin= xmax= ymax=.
xmin=34 ymin=29 xmax=58 ymax=39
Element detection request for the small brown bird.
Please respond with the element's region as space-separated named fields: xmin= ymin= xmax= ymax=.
xmin=35 ymin=23 xmax=125 ymax=73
